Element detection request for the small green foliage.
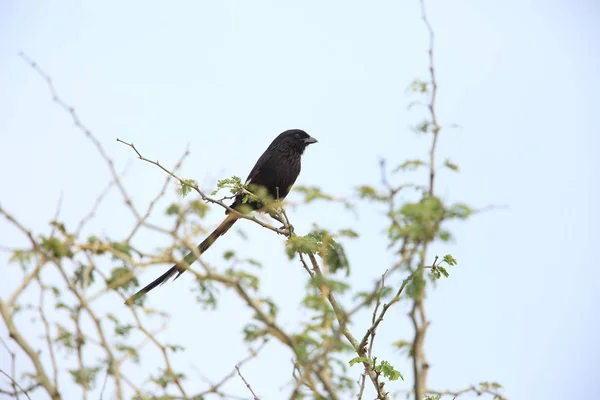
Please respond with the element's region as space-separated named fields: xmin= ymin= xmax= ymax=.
xmin=242 ymin=323 xmax=263 ymax=342
xmin=479 ymin=381 xmax=503 ymax=390
xmin=285 ymin=235 xmax=319 ymax=258
xmin=115 ymin=344 xmax=140 ymax=363
xmin=430 ymin=254 xmax=457 ymax=280
xmin=442 ymin=254 xmax=457 ymax=266
xmin=165 ymin=203 xmax=181 ymax=216
xmin=425 ymin=396 xmax=441 ymax=400
xmin=406 ymin=273 xmax=426 ymax=299
xmin=106 ymin=314 xmax=135 ymax=337
xmin=431 ymin=265 xmax=449 ymax=280
xmin=8 ymin=249 xmax=33 ymax=268
xmin=189 ymin=200 xmax=209 ymax=218
xmin=308 ymin=276 xmax=350 ymax=294
xmin=149 ymin=369 xmax=186 ymax=390
xmin=49 ymin=220 xmax=68 ymax=235
xmin=294 ymin=185 xmax=335 ymax=203
xmin=375 ymin=360 xmax=404 ymax=381
xmin=108 ymin=242 xmax=132 ymax=260
xmin=349 ymin=356 xmax=372 ymax=367
xmin=305 ymin=229 xmax=351 ymax=275
xmin=338 ymin=229 xmax=359 ymax=238
xmin=258 ymin=297 xmax=278 ymax=318
xmin=357 ymin=185 xmax=387 ymax=202
xmin=438 ymin=230 xmax=453 ymax=242
xmin=389 ymin=196 xmax=445 ymax=243
xmin=245 ymin=258 xmax=262 ymax=267
xmin=408 ymin=79 xmax=429 ymax=93
xmin=223 ymin=250 xmax=235 ymax=260
xmin=415 ymin=119 xmax=431 ymax=133
xmin=114 ymin=323 xmax=134 ymax=337
xmin=393 ymin=159 xmax=427 ymax=172
xmin=166 ymin=344 xmax=185 ymax=353
xmin=301 ymin=293 xmax=329 ymax=313
xmin=447 ymin=203 xmax=473 ymax=219
xmin=178 ymin=179 xmax=198 ymax=198
xmin=40 ymin=235 xmax=71 ymax=258
xmin=106 ymin=266 xmax=137 ymax=290
xmin=393 ymin=340 xmax=411 ymax=350
xmin=211 ymin=176 xmax=243 ymax=196
xmin=225 ymin=269 xmax=259 ymax=291
xmin=55 ymin=325 xmax=75 ymax=350
xmin=293 ymin=334 xmax=322 ymax=362
xmin=444 ymin=158 xmax=460 ymax=171
xmin=68 ymin=366 xmax=101 ymax=388
xmin=73 ymin=263 xmax=96 ymax=288
xmin=193 ymin=279 xmax=218 ymax=309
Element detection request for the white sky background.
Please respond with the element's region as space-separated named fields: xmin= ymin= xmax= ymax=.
xmin=1 ymin=0 xmax=599 ymax=399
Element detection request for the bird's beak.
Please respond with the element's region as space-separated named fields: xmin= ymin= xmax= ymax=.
xmin=303 ymin=136 xmax=318 ymax=145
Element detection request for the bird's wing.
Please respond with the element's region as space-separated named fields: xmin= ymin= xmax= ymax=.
xmin=245 ymin=151 xmax=271 ymax=185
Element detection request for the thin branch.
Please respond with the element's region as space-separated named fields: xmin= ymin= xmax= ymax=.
xmin=19 ymin=52 xmax=142 ymax=222
xmin=235 ymin=366 xmax=260 ymax=400
xmin=116 ymin=138 xmax=289 ymax=236
xmin=0 ymin=369 xmax=33 ymax=400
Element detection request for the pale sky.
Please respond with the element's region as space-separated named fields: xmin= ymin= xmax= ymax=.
xmin=1 ymin=1 xmax=599 ymax=399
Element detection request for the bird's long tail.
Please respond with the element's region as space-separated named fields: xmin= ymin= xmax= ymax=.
xmin=125 ymin=213 xmax=238 ymax=304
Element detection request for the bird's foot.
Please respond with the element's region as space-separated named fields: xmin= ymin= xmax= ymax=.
xmin=279 ymin=224 xmax=294 ymax=236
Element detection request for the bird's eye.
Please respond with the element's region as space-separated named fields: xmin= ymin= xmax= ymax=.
xmin=295 ymin=133 xmax=301 ymax=139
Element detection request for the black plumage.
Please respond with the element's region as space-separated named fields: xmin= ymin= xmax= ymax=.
xmin=125 ymin=129 xmax=317 ymax=304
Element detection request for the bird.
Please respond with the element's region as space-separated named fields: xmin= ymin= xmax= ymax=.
xmin=125 ymin=129 xmax=318 ymax=304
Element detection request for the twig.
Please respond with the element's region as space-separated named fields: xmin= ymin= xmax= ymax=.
xmin=116 ymin=138 xmax=289 ymax=236
xmin=0 ymin=369 xmax=33 ymax=400
xmin=235 ymin=366 xmax=260 ymax=400
xmin=19 ymin=52 xmax=142 ymax=222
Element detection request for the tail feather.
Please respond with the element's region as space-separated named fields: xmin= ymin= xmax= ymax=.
xmin=125 ymin=214 xmax=238 ymax=304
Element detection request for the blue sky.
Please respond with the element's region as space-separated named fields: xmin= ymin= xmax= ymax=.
xmin=1 ymin=1 xmax=599 ymax=399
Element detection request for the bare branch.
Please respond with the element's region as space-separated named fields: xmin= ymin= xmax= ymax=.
xmin=235 ymin=366 xmax=260 ymax=400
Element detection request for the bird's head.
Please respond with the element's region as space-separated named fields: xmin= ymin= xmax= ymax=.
xmin=275 ymin=129 xmax=318 ymax=153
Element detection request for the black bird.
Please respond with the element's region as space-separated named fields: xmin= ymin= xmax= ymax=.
xmin=125 ymin=129 xmax=317 ymax=304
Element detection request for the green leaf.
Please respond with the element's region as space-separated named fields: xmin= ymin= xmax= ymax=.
xmin=304 ymin=229 xmax=351 ymax=275
xmin=223 ymin=250 xmax=235 ymax=260
xmin=189 ymin=200 xmax=209 ymax=218
xmin=294 ymin=185 xmax=335 ymax=203
xmin=165 ymin=203 xmax=181 ymax=216
xmin=49 ymin=220 xmax=68 ymax=235
xmin=108 ymin=242 xmax=132 ymax=260
xmin=338 ymin=229 xmax=359 ymax=238
xmin=406 ymin=273 xmax=426 ymax=299
xmin=447 ymin=203 xmax=473 ymax=219
xmin=349 ymin=356 xmax=372 ymax=367
xmin=308 ymin=276 xmax=350 ymax=294
xmin=285 ymin=235 xmax=319 ymax=259
xmin=68 ymin=366 xmax=102 ymax=388
xmin=393 ymin=159 xmax=427 ymax=172
xmin=444 ymin=158 xmax=460 ymax=171
xmin=115 ymin=344 xmax=140 ymax=363
xmin=40 ymin=236 xmax=70 ymax=258
xmin=442 ymin=254 xmax=458 ymax=266
xmin=375 ymin=360 xmax=404 ymax=381
xmin=356 ymin=185 xmax=387 ymax=202
xmin=210 ymin=176 xmax=243 ymax=196
xmin=106 ymin=267 xmax=137 ymax=290
xmin=177 ymin=179 xmax=198 ymax=198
